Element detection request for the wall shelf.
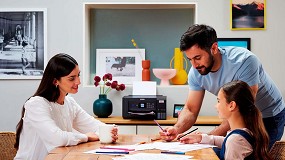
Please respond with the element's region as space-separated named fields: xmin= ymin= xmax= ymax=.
xmin=83 ymin=2 xmax=197 ymax=87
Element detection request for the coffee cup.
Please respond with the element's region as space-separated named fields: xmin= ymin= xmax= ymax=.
xmin=99 ymin=124 xmax=114 ymax=143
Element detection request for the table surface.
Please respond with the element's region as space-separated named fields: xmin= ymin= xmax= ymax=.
xmin=45 ymin=134 xmax=219 ymax=160
xmin=95 ymin=116 xmax=222 ymax=125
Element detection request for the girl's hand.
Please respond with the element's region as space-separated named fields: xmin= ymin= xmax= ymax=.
xmin=178 ymin=134 xmax=202 ymax=144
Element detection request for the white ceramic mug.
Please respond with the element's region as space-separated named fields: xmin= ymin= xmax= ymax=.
xmin=99 ymin=124 xmax=114 ymax=143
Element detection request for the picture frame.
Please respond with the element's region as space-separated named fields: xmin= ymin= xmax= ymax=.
xmin=0 ymin=8 xmax=47 ymax=79
xmin=96 ymin=49 xmax=145 ymax=84
xmin=231 ymin=0 xmax=266 ymax=30
xmin=173 ymin=104 xmax=184 ymax=118
xmin=218 ymin=38 xmax=251 ymax=50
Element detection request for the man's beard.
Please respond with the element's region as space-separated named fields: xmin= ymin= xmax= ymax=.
xmin=197 ymin=54 xmax=215 ymax=75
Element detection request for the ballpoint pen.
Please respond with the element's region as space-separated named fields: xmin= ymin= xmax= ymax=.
xmin=177 ymin=128 xmax=199 ymax=140
xmin=153 ymin=119 xmax=165 ymax=132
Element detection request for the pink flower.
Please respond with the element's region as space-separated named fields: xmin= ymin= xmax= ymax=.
xmin=94 ymin=73 xmax=125 ymax=94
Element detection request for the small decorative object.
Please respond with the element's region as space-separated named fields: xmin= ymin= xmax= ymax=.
xmin=93 ymin=73 xmax=125 ymax=118
xmin=170 ymin=48 xmax=188 ymax=85
xmin=142 ymin=60 xmax=150 ymax=81
xmin=131 ymin=39 xmax=150 ymax=81
xmin=153 ymin=68 xmax=176 ymax=86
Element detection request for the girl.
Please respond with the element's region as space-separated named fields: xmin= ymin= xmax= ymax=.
xmin=179 ymin=80 xmax=271 ymax=160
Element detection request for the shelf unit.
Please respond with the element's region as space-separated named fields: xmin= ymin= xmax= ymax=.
xmin=83 ymin=2 xmax=197 ymax=87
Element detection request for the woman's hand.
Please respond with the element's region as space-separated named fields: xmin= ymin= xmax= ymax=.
xmin=85 ymin=132 xmax=99 ymax=141
xmin=111 ymin=126 xmax=118 ymax=143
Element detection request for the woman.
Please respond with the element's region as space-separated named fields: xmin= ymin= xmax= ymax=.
xmin=178 ymin=80 xmax=271 ymax=160
xmin=14 ymin=53 xmax=118 ymax=160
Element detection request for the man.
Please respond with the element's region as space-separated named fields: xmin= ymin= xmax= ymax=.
xmin=159 ymin=24 xmax=285 ymax=148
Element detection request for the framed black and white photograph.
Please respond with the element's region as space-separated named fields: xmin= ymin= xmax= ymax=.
xmin=96 ymin=49 xmax=145 ymax=84
xmin=0 ymin=8 xmax=47 ymax=79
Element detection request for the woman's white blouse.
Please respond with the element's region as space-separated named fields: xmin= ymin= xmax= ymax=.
xmin=14 ymin=96 xmax=105 ymax=160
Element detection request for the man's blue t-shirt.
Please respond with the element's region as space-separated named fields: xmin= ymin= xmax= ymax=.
xmin=188 ymin=47 xmax=285 ymax=118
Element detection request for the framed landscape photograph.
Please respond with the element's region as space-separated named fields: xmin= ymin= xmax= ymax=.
xmin=0 ymin=8 xmax=47 ymax=79
xmin=218 ymin=38 xmax=251 ymax=50
xmin=96 ymin=49 xmax=145 ymax=84
xmin=231 ymin=0 xmax=266 ymax=30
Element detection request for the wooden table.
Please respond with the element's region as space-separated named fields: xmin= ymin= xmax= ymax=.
xmin=95 ymin=116 xmax=222 ymax=125
xmin=46 ymin=134 xmax=219 ymax=160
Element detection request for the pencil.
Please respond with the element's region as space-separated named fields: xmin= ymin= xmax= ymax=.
xmin=153 ymin=119 xmax=165 ymax=132
xmin=177 ymin=128 xmax=198 ymax=140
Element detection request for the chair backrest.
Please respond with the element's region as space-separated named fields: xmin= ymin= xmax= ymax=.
xmin=269 ymin=141 xmax=285 ymax=160
xmin=0 ymin=132 xmax=17 ymax=160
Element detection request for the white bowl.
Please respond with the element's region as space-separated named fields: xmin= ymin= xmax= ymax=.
xmin=153 ymin=68 xmax=176 ymax=85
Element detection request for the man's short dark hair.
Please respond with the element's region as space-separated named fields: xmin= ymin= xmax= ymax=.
xmin=180 ymin=24 xmax=217 ymax=52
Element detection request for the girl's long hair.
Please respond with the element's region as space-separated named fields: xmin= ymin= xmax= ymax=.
xmin=221 ymin=80 xmax=271 ymax=160
xmin=14 ymin=53 xmax=78 ymax=149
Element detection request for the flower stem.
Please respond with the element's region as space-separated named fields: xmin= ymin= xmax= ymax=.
xmin=105 ymin=87 xmax=111 ymax=94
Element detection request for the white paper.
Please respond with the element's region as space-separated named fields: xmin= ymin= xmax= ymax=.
xmin=151 ymin=142 xmax=216 ymax=152
xmin=132 ymin=81 xmax=157 ymax=95
xmin=103 ymin=141 xmax=216 ymax=152
xmin=112 ymin=153 xmax=193 ymax=160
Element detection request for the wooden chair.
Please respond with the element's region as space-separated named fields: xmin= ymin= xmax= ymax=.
xmin=0 ymin=132 xmax=17 ymax=160
xmin=269 ymin=141 xmax=285 ymax=160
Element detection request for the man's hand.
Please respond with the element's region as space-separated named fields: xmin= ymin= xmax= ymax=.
xmin=159 ymin=126 xmax=178 ymax=142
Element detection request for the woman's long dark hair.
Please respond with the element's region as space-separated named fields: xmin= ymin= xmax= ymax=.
xmin=221 ymin=80 xmax=271 ymax=160
xmin=15 ymin=53 xmax=78 ymax=149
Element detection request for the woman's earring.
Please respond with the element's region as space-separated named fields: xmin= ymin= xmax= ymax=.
xmin=55 ymin=84 xmax=58 ymax=88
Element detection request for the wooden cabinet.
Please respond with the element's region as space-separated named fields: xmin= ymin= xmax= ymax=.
xmin=117 ymin=125 xmax=137 ymax=135
xmin=95 ymin=116 xmax=222 ymax=135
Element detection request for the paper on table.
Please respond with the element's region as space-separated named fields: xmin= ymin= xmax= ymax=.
xmin=112 ymin=153 xmax=193 ymax=160
xmin=132 ymin=81 xmax=156 ymax=95
xmin=101 ymin=143 xmax=155 ymax=151
xmin=103 ymin=141 xmax=215 ymax=152
xmin=151 ymin=142 xmax=216 ymax=152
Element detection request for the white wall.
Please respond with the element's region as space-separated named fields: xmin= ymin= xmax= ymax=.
xmin=1 ymin=0 xmax=285 ymax=131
